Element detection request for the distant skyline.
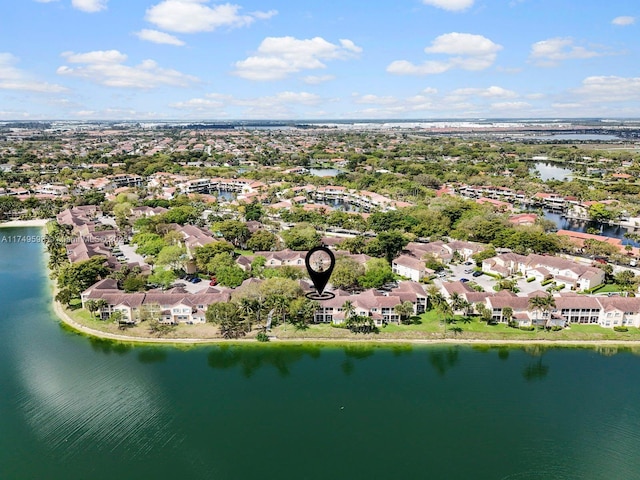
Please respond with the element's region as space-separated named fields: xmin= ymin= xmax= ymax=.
xmin=2 ymin=0 xmax=639 ymax=120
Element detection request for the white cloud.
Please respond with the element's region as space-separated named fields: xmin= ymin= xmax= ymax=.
xmin=62 ymin=50 xmax=127 ymax=64
xmin=386 ymin=60 xmax=451 ymax=75
xmin=72 ymin=0 xmax=107 ymax=13
xmin=57 ymin=50 xmax=198 ymax=88
xmin=135 ymin=29 xmax=185 ymax=46
xmin=530 ymin=37 xmax=603 ymax=66
xmin=572 ymin=76 xmax=640 ymax=103
xmin=145 ymin=0 xmax=276 ymax=33
xmin=233 ymin=36 xmax=362 ymax=81
xmin=339 ymin=39 xmax=362 ymax=54
xmin=171 ymin=91 xmax=323 ymax=118
xmin=0 ymin=53 xmax=67 ymax=93
xmin=352 ymin=94 xmax=397 ymax=105
xmin=303 ymin=74 xmax=335 ymax=84
xmin=612 ymin=16 xmax=635 ymax=26
xmin=421 ymin=0 xmax=474 ymax=11
xmin=490 ymin=101 xmax=531 ymax=110
xmin=387 ymin=32 xmax=502 ymax=75
xmin=452 ymin=86 xmax=518 ymax=98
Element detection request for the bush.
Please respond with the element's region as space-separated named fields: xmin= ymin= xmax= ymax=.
xmin=526 ymin=277 xmax=536 ymax=283
xmin=551 ymin=326 xmax=563 ymax=331
xmin=541 ymin=279 xmax=554 ymax=286
xmin=614 ymin=326 xmax=629 ymax=332
xmin=256 ymin=331 xmax=270 ymax=342
xmin=483 ymin=272 xmax=502 ymax=279
xmin=330 ymin=322 xmax=350 ymax=329
xmin=519 ymin=326 xmax=535 ymax=331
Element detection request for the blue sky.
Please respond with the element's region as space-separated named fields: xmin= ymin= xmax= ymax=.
xmin=1 ymin=0 xmax=639 ymax=120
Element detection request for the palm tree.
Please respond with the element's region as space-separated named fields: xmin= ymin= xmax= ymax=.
xmin=342 ymin=300 xmax=356 ymax=322
xmin=476 ymin=302 xmax=492 ymax=323
xmin=394 ymin=301 xmax=415 ymax=324
xmin=528 ymin=293 xmax=556 ymax=329
xmin=449 ymin=292 xmax=468 ymax=315
xmin=270 ymin=295 xmax=289 ymax=331
xmin=426 ymin=285 xmax=442 ymax=311
xmin=541 ymin=293 xmax=557 ymax=329
xmin=427 ymin=291 xmax=452 ymax=338
xmin=95 ymin=299 xmax=108 ymax=320
xmin=238 ymin=297 xmax=257 ymax=332
xmin=503 ymin=306 xmax=514 ymax=326
xmin=85 ymin=299 xmax=98 ymax=318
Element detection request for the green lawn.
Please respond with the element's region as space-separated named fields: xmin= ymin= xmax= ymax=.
xmin=61 ymin=302 xmax=640 ymax=344
xmin=590 ymin=284 xmax=622 ymax=294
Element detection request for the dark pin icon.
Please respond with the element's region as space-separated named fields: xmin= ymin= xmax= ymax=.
xmin=305 ymin=246 xmax=336 ymax=300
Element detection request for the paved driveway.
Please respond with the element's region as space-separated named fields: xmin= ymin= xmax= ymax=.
xmin=118 ymin=243 xmax=147 ymax=265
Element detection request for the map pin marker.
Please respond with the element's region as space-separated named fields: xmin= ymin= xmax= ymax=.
xmin=305 ymin=246 xmax=336 ymax=300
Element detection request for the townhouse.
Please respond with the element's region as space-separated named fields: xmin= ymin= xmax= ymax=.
xmin=482 ymin=252 xmax=604 ymax=291
xmin=392 ymin=254 xmax=432 ymax=282
xmin=81 ymin=279 xmax=231 ymax=324
xmin=314 ymin=282 xmax=428 ymax=326
xmin=438 ymin=282 xmax=640 ymax=329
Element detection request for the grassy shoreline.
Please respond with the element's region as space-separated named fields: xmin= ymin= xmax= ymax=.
xmin=53 ymin=300 xmax=640 ymax=349
xmin=12 ymin=220 xmax=636 ymax=349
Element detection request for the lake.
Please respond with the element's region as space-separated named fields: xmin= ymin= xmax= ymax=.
xmin=542 ymin=210 xmax=639 ymax=247
xmin=533 ymin=162 xmax=573 ymax=181
xmin=309 ymin=168 xmax=342 ymax=177
xmin=3 ymin=226 xmax=640 ymax=480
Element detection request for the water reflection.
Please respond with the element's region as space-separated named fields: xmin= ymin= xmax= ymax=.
xmin=522 ymin=358 xmax=549 ymax=382
xmin=428 ymin=347 xmax=460 ymax=376
xmin=522 ymin=346 xmax=550 ymax=382
xmin=88 ymin=337 xmax=134 ymax=356
xmin=340 ymin=345 xmax=375 ymax=376
xmin=137 ymin=348 xmax=168 ymax=364
xmin=207 ymin=345 xmax=322 ymax=378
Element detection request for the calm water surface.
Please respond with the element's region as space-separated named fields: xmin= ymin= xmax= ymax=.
xmin=3 ymin=227 xmax=640 ymax=480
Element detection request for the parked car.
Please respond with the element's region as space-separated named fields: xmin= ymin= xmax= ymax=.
xmin=460 ymin=278 xmax=470 ymax=283
xmin=209 ymin=277 xmax=218 ymax=286
xmin=464 ymin=261 xmax=473 ymax=265
xmin=472 ymin=271 xmax=483 ymax=277
xmin=190 ymin=277 xmax=202 ymax=283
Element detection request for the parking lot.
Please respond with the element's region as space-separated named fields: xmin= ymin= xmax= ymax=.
xmin=172 ymin=278 xmax=212 ymax=293
xmin=435 ymin=262 xmax=551 ymax=295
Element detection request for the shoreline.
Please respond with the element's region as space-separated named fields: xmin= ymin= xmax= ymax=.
xmin=18 ymin=222 xmax=638 ymax=349
xmin=51 ymin=299 xmax=640 ymax=348
xmin=0 ymin=218 xmax=50 ymax=228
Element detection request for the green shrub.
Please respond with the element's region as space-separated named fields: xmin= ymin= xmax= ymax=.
xmin=256 ymin=331 xmax=270 ymax=342
xmin=526 ymin=277 xmax=536 ymax=283
xmin=614 ymin=326 xmax=629 ymax=332
xmin=551 ymin=326 xmax=563 ymax=331
xmin=330 ymin=322 xmax=350 ymax=329
xmin=483 ymin=272 xmax=502 ymax=279
xmin=541 ymin=279 xmax=554 ymax=286
xmin=519 ymin=326 xmax=535 ymax=331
